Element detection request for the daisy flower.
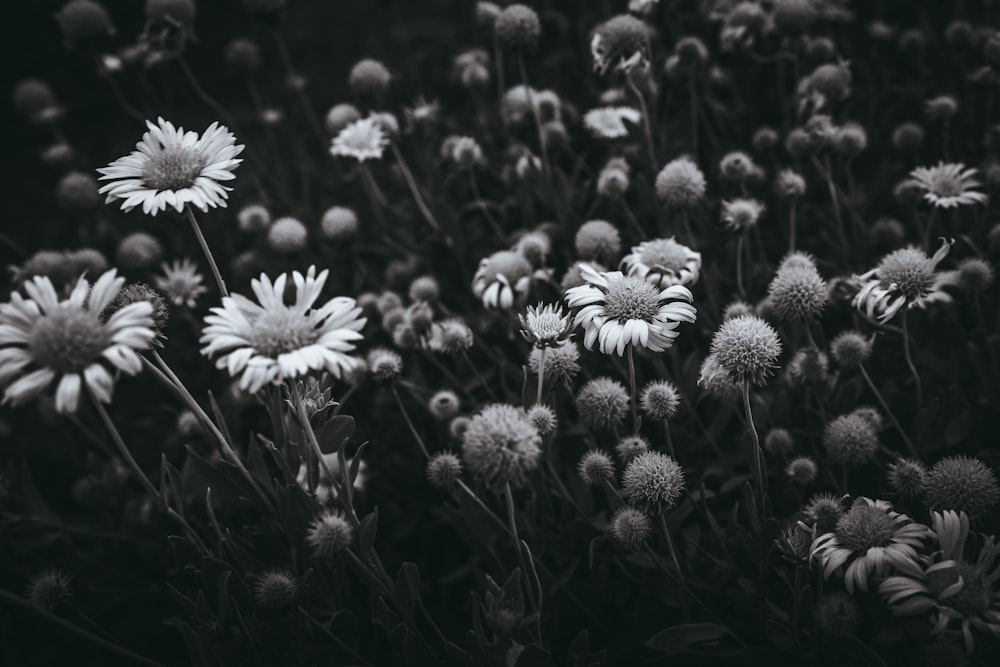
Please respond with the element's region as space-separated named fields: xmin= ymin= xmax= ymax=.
xmin=621 ymin=237 xmax=702 ymax=288
xmin=97 ymin=117 xmax=244 ymax=215
xmin=811 ymin=497 xmax=932 ymax=594
xmin=472 ymin=250 xmax=534 ymax=310
xmin=0 ymin=270 xmax=156 ymax=414
xmin=582 ymin=106 xmax=642 ymax=139
xmin=330 ymin=117 xmax=387 ymax=162
xmin=200 ymin=266 xmax=366 ymax=393
xmin=908 ymin=163 xmax=987 ymax=209
xmin=853 ymin=239 xmax=954 ymax=323
xmin=564 ymin=264 xmax=696 ymax=356
xmin=154 ymin=258 xmax=207 ymax=308
xmin=879 ymin=511 xmax=1000 ymax=652
xmin=519 ymin=303 xmax=574 ymax=349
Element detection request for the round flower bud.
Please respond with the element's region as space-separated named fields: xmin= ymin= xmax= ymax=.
xmin=803 ymin=492 xmax=844 ymax=533
xmin=26 ymin=570 xmax=73 ymax=610
xmin=428 ymin=390 xmax=460 ymax=420
xmin=576 ymin=377 xmax=629 ymax=431
xmin=103 ymin=282 xmax=168 ymax=340
xmin=833 ymin=123 xmax=867 ymax=158
xmin=427 ymin=452 xmax=463 ymax=488
xmin=772 ymin=0 xmax=817 ymax=34
xmin=115 ymin=232 xmax=162 ymax=271
xmin=785 ymin=456 xmax=818 ymax=484
xmin=814 ymin=593 xmax=861 ymax=638
xmin=575 ymin=220 xmax=621 ymax=265
xmin=41 ymin=142 xmax=75 ymax=168
xmin=237 ymin=204 xmax=271 ymax=233
xmin=429 ymin=318 xmax=474 ymax=354
xmin=12 ymin=78 xmax=58 ymax=124
xmin=891 ymin=122 xmax=924 ymax=151
xmin=722 ymin=301 xmax=753 ymax=321
xmin=381 ymin=307 xmax=405 ymax=334
xmin=578 ymin=449 xmax=615 ymax=486
xmin=924 ymin=95 xmax=958 ymax=121
xmin=871 ymin=217 xmax=905 ymax=249
xmin=375 ymin=291 xmax=404 ymax=314
xmin=768 ymin=260 xmax=828 ymax=321
xmin=785 ymin=348 xmax=829 ymax=387
xmin=367 ymin=348 xmax=403 ymax=383
xmin=320 ymin=206 xmax=358 ymax=242
xmin=752 ymin=126 xmax=779 ymax=152
xmin=622 ymin=451 xmax=684 ymax=515
xmin=709 ymin=315 xmax=782 ymax=386
xmin=267 ymin=217 xmax=308 ymax=254
xmin=610 ymin=507 xmax=652 ymax=550
xmin=719 ymin=151 xmax=760 ymax=183
xmin=254 ymin=570 xmax=297 ymax=610
xmin=475 ymin=2 xmax=501 ymax=27
xmin=56 ymin=0 xmax=115 ymax=48
xmin=56 ymin=171 xmax=100 ymax=211
xmin=452 ymin=136 xmax=484 ymax=169
xmin=887 ymin=458 xmax=927 ymax=499
xmin=829 ymin=330 xmax=872 ymax=369
xmin=515 ymin=231 xmax=550 ymax=268
xmin=348 ymin=59 xmax=391 ymax=99
xmin=526 ymin=404 xmax=557 ymax=436
xmin=591 ymin=14 xmax=649 ymax=73
xmin=461 ymin=404 xmax=542 ymax=489
xmin=528 ymin=342 xmax=581 ymax=385
xmin=640 ymin=380 xmax=680 ymax=420
xmin=822 ymin=413 xmax=878 ymax=467
xmin=306 ymin=511 xmax=353 ymax=559
xmin=145 ymin=0 xmax=196 ymax=29
xmin=784 ymin=128 xmax=810 ymax=160
xmin=448 ymin=417 xmax=472 ymax=441
xmin=851 ymin=406 xmax=883 ymax=432
xmin=774 ymin=169 xmax=806 ymax=200
xmin=176 ymin=409 xmax=201 ymax=437
xmin=675 ymin=36 xmax=709 ymax=67
xmin=764 ymin=428 xmax=794 ymax=456
xmin=224 ymin=38 xmax=261 ymax=75
xmin=655 ymin=157 xmax=707 ymax=208
xmin=805 ymin=36 xmax=836 ymax=62
xmin=597 ymin=160 xmax=631 ymax=199
xmin=494 ymin=4 xmax=541 ymax=53
xmin=957 ymin=258 xmax=994 ymax=293
xmin=325 ymin=103 xmax=362 ymax=136
xmin=808 ymin=63 xmax=851 ymax=103
xmin=615 ymin=434 xmax=650 ymax=463
xmin=925 ymin=456 xmax=1000 ymax=519
xmin=408 ymin=276 xmax=440 ymax=303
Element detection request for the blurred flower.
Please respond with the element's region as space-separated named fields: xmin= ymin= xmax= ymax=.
xmin=591 ymin=14 xmax=650 ymax=74
xmin=494 ymin=3 xmax=541 ymax=53
xmin=330 ymin=118 xmax=387 ymax=162
xmin=98 ymin=117 xmax=243 ymax=215
xmin=577 ymin=377 xmax=629 ymax=431
xmin=655 ymin=157 xmax=706 ymax=208
xmin=26 ymin=570 xmax=73 ymax=610
xmin=811 ymin=497 xmax=930 ymax=593
xmin=461 ymin=404 xmax=541 ymax=489
xmin=611 ymin=507 xmax=652 ymax=550
xmin=814 ymin=593 xmax=861 ymax=638
xmin=201 ymin=266 xmax=365 ymax=393
xmin=721 ymin=198 xmax=765 ymax=231
xmin=578 ymin=450 xmax=615 ymax=486
xmin=621 ymin=237 xmax=701 ymax=289
xmin=697 ymin=353 xmax=741 ymax=400
xmin=829 ymin=330 xmax=872 ymax=369
xmin=519 ymin=303 xmax=573 ymax=348
xmin=786 ymin=456 xmax=818 ymax=484
xmin=0 ymin=270 xmax=155 ymax=414
xmin=472 ymin=250 xmax=534 ymax=309
xmin=909 ymin=163 xmax=987 ymax=208
xmin=348 ymin=58 xmax=391 ymax=99
xmin=254 ymin=570 xmax=297 ymax=610
xmin=528 ymin=341 xmax=580 ymax=385
xmin=853 ymin=239 xmax=954 ymax=323
xmin=565 ymin=264 xmax=696 ymax=356
xmin=823 ymin=412 xmax=879 ymax=467
xmin=575 ymin=220 xmax=622 ymax=265
xmin=925 ymin=457 xmax=1000 ymax=520
xmin=154 ymin=259 xmax=206 ymax=308
xmin=267 ymin=217 xmax=308 ymax=254
xmin=582 ymin=106 xmax=641 ymax=139
xmin=306 ymin=511 xmax=353 ymax=559
xmin=425 ymin=318 xmax=474 ymax=354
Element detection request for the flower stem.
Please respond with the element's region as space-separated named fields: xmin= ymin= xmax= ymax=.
xmin=627 ymin=344 xmax=639 ymax=434
xmin=900 ymin=309 xmax=923 ymax=440
xmin=392 ymin=386 xmax=431 ymax=460
xmin=741 ymin=379 xmax=767 ymax=533
xmin=658 ymin=514 xmax=690 ymax=619
xmin=787 ymin=204 xmax=797 ymax=253
xmin=90 ymin=393 xmax=162 ymax=508
xmin=736 ymin=235 xmax=746 ymax=299
xmin=290 ymin=382 xmax=353 ymax=523
xmin=391 ymin=142 xmax=441 ymax=232
xmin=504 ymin=482 xmax=542 ymax=642
xmin=536 ymin=346 xmax=546 ymax=406
xmin=469 ymin=171 xmax=505 ymax=241
xmin=185 ymin=206 xmax=228 ymax=298
xmin=858 ymin=364 xmax=919 ymax=458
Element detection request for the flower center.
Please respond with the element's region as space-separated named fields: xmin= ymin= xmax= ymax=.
xmin=28 ymin=306 xmax=110 ymax=373
xmin=926 ymin=562 xmax=991 ymax=615
xmin=141 ymin=146 xmax=205 ymax=191
xmin=603 ymin=276 xmax=662 ymax=322
xmin=878 ymin=249 xmax=935 ymax=302
xmin=834 ymin=506 xmax=897 ymax=552
xmin=931 ymin=176 xmax=963 ymax=198
xmin=528 ymin=313 xmax=564 ymax=339
xmin=248 ymin=308 xmax=319 ymax=357
xmin=638 ymin=240 xmax=690 ymax=272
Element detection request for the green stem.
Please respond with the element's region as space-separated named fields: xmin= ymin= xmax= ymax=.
xmin=185 ymin=206 xmax=227 ymax=298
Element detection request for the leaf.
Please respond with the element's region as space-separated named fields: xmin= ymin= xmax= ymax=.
xmin=394 ymin=562 xmax=421 ymax=618
xmin=317 ymin=415 xmax=355 ymax=454
xmin=644 ymin=623 xmax=731 ymax=655
xmin=358 ymin=509 xmax=379 ymax=559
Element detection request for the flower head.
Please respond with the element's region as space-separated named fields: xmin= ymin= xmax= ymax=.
xmin=461 ymin=404 xmax=542 ymax=489
xmin=330 ymin=117 xmax=387 ymax=162
xmin=697 ymin=353 xmax=741 ymax=400
xmin=519 ymin=303 xmax=573 ymax=349
xmin=853 ymin=239 xmax=954 ymax=323
xmin=888 ymin=458 xmax=928 ymax=499
xmin=786 ymin=456 xmax=819 ymax=484
xmin=655 ymin=157 xmax=706 ymax=208
xmin=154 ymin=259 xmax=207 ymax=308
xmin=528 ymin=341 xmax=580 ymax=385
xmin=621 ymin=237 xmax=702 ymax=289
xmin=590 ymin=14 xmax=650 ymax=74
xmin=829 ymin=330 xmax=872 ymax=369
xmin=925 ymin=457 xmax=1000 ymax=520
xmin=0 ymin=270 xmax=155 ymax=414
xmin=306 ymin=511 xmax=353 ymax=559
xmin=578 ymin=449 xmax=615 ymax=486
xmin=768 ymin=256 xmax=827 ymax=321
xmin=254 ymin=570 xmax=298 ymax=610
xmin=909 ymin=163 xmax=987 ymax=208
xmin=98 ymin=117 xmax=243 ymax=215
xmin=823 ymin=412 xmax=879 ymax=467
xmin=472 ymin=250 xmax=534 ymax=310
xmin=622 ymin=451 xmax=684 ymax=515
xmin=814 ymin=593 xmax=862 ymax=638
xmin=721 ymin=198 xmax=765 ymax=231
xmin=494 ymin=4 xmax=541 ymax=53
xmin=616 ymin=434 xmax=650 ymax=462
xmin=565 ymin=265 xmax=696 ymax=356
xmin=200 ymin=266 xmax=365 ymax=393
xmin=583 ymin=107 xmax=642 ymax=139
xmin=526 ymin=404 xmax=557 ymax=435
xmin=576 ymin=377 xmax=629 ymax=431
xmin=709 ymin=315 xmax=782 ymax=387
xmin=610 ymin=507 xmax=652 ymax=550
xmin=640 ymin=380 xmax=680 ymax=420
xmin=427 ymin=452 xmax=463 ymax=489
xmin=27 ymin=570 xmax=73 ymax=610
xmin=811 ymin=497 xmax=931 ymax=593
xmin=575 ymin=220 xmax=622 ymax=265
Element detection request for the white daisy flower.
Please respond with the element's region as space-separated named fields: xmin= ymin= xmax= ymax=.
xmin=0 ymin=270 xmax=156 ymax=414
xmin=621 ymin=237 xmax=702 ymax=289
xmin=200 ymin=266 xmax=366 ymax=393
xmin=97 ymin=117 xmax=243 ymax=216
xmin=908 ymin=162 xmax=987 ymax=209
xmin=472 ymin=250 xmax=535 ymax=310
xmin=853 ymin=239 xmax=954 ymax=323
xmin=564 ymin=264 xmax=696 ymax=356
xmin=154 ymin=258 xmax=207 ymax=308
xmin=582 ymin=106 xmax=642 ymax=139
xmin=330 ymin=117 xmax=387 ymax=162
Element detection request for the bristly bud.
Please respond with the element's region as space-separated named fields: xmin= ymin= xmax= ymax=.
xmin=622 ymin=451 xmax=684 ymax=515
xmin=576 ymin=377 xmax=629 ymax=431
xmin=719 ymin=151 xmax=762 ymax=184
xmin=610 ymin=507 xmax=652 ymax=550
xmin=590 ymin=14 xmax=650 ymax=74
xmin=768 ymin=255 xmax=828 ymax=321
xmin=494 ymin=4 xmax=541 ymax=53
xmin=785 ymin=456 xmax=818 ymax=484
xmin=348 ymin=59 xmax=391 ymax=100
xmin=639 ymin=380 xmax=680 ymax=420
xmin=925 ymin=456 xmax=1000 ymax=519
xmin=116 ymin=232 xmax=163 ymax=271
xmin=408 ymin=276 xmax=440 ymax=304
xmin=102 ymin=282 xmax=169 ymax=343
xmin=802 ymin=492 xmax=845 ymax=533
xmin=237 ymin=204 xmax=271 ymax=233
xmin=822 ymin=413 xmax=879 ymax=467
xmin=814 ymin=593 xmax=861 ymax=638
xmin=764 ymin=427 xmax=794 ymax=456
xmin=578 ymin=449 xmax=615 ymax=486
xmin=785 ymin=347 xmax=829 ymax=387
xmin=887 ymin=458 xmax=927 ymax=499
xmin=27 ymin=570 xmax=73 ymax=610
xmin=709 ymin=315 xmax=782 ymax=386
xmin=776 ymin=521 xmax=813 ymax=563
xmin=306 ymin=511 xmax=353 ymax=559
xmin=615 ymin=434 xmax=650 ymax=463
xmin=829 ymin=330 xmax=872 ymax=369
xmin=320 ymin=206 xmax=358 ymax=242
xmin=428 ymin=390 xmax=460 ymax=420
xmin=575 ymin=220 xmax=622 ymax=265
xmin=254 ymin=569 xmax=298 ymax=610
xmin=427 ymin=452 xmax=463 ymax=489
xmin=56 ymin=171 xmax=100 ymax=211
xmin=655 ymin=157 xmax=707 ymax=208
xmin=461 ymin=404 xmax=541 ymax=489
xmin=526 ymin=404 xmax=557 ymax=436
xmin=367 ymin=348 xmax=404 ymax=383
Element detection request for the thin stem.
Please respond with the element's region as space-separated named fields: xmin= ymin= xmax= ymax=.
xmin=272 ymin=29 xmax=329 ymax=150
xmin=626 ymin=73 xmax=658 ymax=173
xmin=391 ymin=143 xmax=441 ymax=231
xmin=462 ymin=350 xmax=500 ymax=401
xmin=392 ymin=386 xmax=431 ymax=460
xmin=104 ymin=75 xmax=145 ymax=124
xmin=858 ymin=364 xmax=919 ymax=458
xmin=788 ymin=205 xmax=797 ymax=253
xmin=469 ymin=170 xmax=506 ymax=240
xmin=627 ymin=345 xmax=639 ymax=434
xmin=536 ymin=347 xmax=546 ymax=406
xmin=741 ymin=380 xmax=767 ymax=532
xmin=662 ymin=419 xmax=676 ymax=458
xmin=185 ymin=206 xmax=228 ymax=297
xmin=736 ymin=235 xmax=746 ymax=298
xmin=688 ymin=74 xmax=699 ymax=158
xmin=516 ymin=57 xmax=562 ymax=224
xmin=900 ymin=310 xmax=923 ymax=434
xmin=658 ymin=514 xmax=690 ymax=619
xmin=298 ymin=607 xmax=371 ymax=665
xmin=90 ymin=394 xmax=162 ymax=507
xmin=503 ymin=482 xmax=541 ymax=641
xmin=177 ymin=56 xmax=237 ymax=131
xmin=290 ymin=383 xmax=351 ymax=523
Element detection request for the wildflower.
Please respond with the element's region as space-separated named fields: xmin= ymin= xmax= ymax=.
xmin=832 ymin=123 xmax=867 ymax=158
xmin=806 ymin=62 xmax=852 ymax=107
xmin=621 ymin=238 xmax=701 ymax=290
xmin=306 ymin=511 xmax=353 ymax=559
xmin=829 ymin=330 xmax=872 ymax=369
xmin=811 ymin=497 xmax=930 ymax=593
xmin=871 ymin=217 xmax=906 ymax=249
xmin=764 ymin=428 xmax=794 ymax=456
xmin=852 ymin=406 xmax=883 ymax=431
xmin=348 ymin=58 xmax=391 ymax=99
xmin=428 ymin=390 xmax=460 ymax=420
xmin=888 ymin=459 xmax=928 ymax=499
xmin=324 ymin=103 xmax=362 ymax=136
xmin=697 ymin=353 xmax=741 ymax=400
xmin=55 ymin=0 xmax=115 ymax=49
xmin=639 ymin=380 xmax=680 ymax=420
xmin=814 ymin=593 xmax=862 ymax=638
xmin=803 ymin=493 xmax=845 ymax=534
xmin=528 ymin=341 xmax=580 ymax=385
xmin=892 ymin=122 xmax=925 ymax=151
xmin=266 ymin=217 xmax=308 ymax=254
xmin=408 ymin=277 xmax=439 ymax=304
xmin=472 ymin=250 xmax=533 ymax=309
xmin=616 ymin=434 xmax=650 ymax=462
xmin=622 ymin=451 xmax=684 ymax=515
xmin=786 ymin=457 xmax=818 ymax=484
xmin=515 ymin=231 xmax=550 ymax=268
xmin=909 ymin=163 xmax=987 ymax=208
xmin=597 ymin=158 xmax=631 ymax=199
xmin=367 ymin=348 xmax=403 ymax=383
xmin=591 ymin=14 xmax=650 ymax=74
xmin=519 ymin=303 xmax=573 ymax=349
xmin=752 ymin=127 xmax=779 ymax=151
xmin=98 ymin=117 xmax=243 ymax=215
xmin=565 ymin=265 xmax=696 ymax=356
xmin=576 ymin=377 xmax=629 ymax=431
xmin=330 ymin=117 xmax=387 ymax=162
xmin=254 ymin=570 xmax=297 ymax=610
xmin=26 ymin=570 xmax=73 ymax=610
xmin=956 ymin=258 xmax=995 ymax=294
xmin=200 ymin=266 xmax=365 ymax=393
xmin=0 ymin=270 xmax=155 ymax=414
xmin=427 ymin=452 xmax=463 ymax=489
xmin=611 ymin=507 xmax=652 ymax=550
xmin=426 ymin=318 xmax=474 ymax=354
xmin=719 ymin=151 xmax=762 ymax=183
xmin=320 ymin=206 xmax=358 ymax=242
xmin=493 ymin=4 xmax=541 ymax=53
xmin=925 ymin=457 xmax=1000 ymax=519
xmin=115 ymin=232 xmax=163 ymax=271
xmin=721 ymin=198 xmax=766 ymax=231
xmin=575 ymin=220 xmax=622 ymax=266
xmin=237 ymin=203 xmax=271 ymax=233
xmin=879 ymin=511 xmax=1000 ymax=652
xmin=461 ymin=404 xmax=542 ymax=489
xmin=823 ymin=413 xmax=879 ymax=467
xmin=853 ymin=240 xmax=954 ymax=323
xmin=776 ymin=522 xmax=814 ymax=563
xmin=578 ymin=450 xmax=616 ymax=486
xmin=655 ymin=157 xmax=706 ymax=208
xmin=56 ymin=172 xmax=100 ymax=211
xmin=526 ymin=404 xmax=557 ymax=435
xmin=709 ymin=315 xmax=782 ymax=387
xmin=582 ymin=107 xmax=642 ymax=139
